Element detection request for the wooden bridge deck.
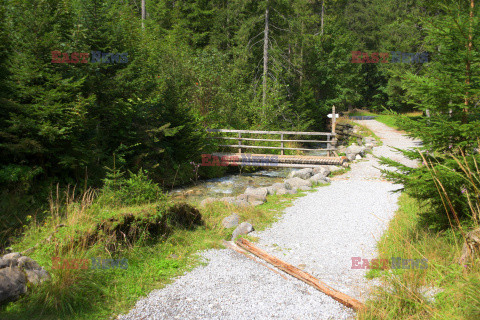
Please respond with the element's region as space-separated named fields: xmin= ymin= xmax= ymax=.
xmin=211 ymin=153 xmax=347 ymax=167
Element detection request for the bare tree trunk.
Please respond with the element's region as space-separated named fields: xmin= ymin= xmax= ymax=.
xmin=463 ymin=0 xmax=474 ymax=123
xmin=262 ymin=5 xmax=270 ymax=114
xmin=320 ymin=0 xmax=324 ymax=35
xmin=299 ymin=21 xmax=304 ymax=87
xmin=141 ymin=0 xmax=146 ymax=29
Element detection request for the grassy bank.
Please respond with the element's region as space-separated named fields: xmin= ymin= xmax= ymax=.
xmin=353 ymin=109 xmax=480 ymax=319
xmin=358 ymin=193 xmax=480 ymax=319
xmin=0 ymin=173 xmax=329 ymax=319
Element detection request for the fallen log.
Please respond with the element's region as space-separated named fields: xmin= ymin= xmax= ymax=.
xmin=236 ymin=238 xmax=366 ymax=311
xmin=222 ymin=240 xmax=288 ymax=280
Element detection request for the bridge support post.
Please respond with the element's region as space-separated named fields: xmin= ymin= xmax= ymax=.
xmin=327 ymin=135 xmax=331 ymax=157
xmin=238 ymin=132 xmax=242 ymax=154
xmin=280 ymin=133 xmax=284 ymax=155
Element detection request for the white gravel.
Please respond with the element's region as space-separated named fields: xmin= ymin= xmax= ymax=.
xmin=117 ymin=120 xmax=420 ymax=320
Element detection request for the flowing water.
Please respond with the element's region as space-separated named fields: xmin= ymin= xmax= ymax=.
xmin=170 ymin=148 xmax=329 ymax=204
xmin=170 ymin=168 xmax=291 ymax=203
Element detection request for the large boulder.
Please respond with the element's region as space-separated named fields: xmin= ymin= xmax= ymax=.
xmin=364 ymin=143 xmax=374 ymax=151
xmin=288 ymin=168 xmax=313 ymax=180
xmin=284 ymin=177 xmax=312 ymax=190
xmin=222 ymin=213 xmax=240 ymax=228
xmin=266 ymin=183 xmax=287 ymax=195
xmin=0 ymin=267 xmax=27 ymax=303
xmin=346 ymin=143 xmax=366 ymax=161
xmin=329 ymin=165 xmax=343 ymax=173
xmin=232 ymin=222 xmax=254 ymax=240
xmin=0 ymin=253 xmax=50 ymax=305
xmin=237 ymin=188 xmax=267 ymax=205
xmin=363 ymin=136 xmax=377 ymax=145
xmin=309 ymin=173 xmax=330 ymax=185
xmin=2 ymin=253 xmax=21 ymax=260
xmin=312 ymin=166 xmax=330 ymax=177
xmin=244 ymin=187 xmax=268 ymax=202
xmin=276 ymin=188 xmax=296 ymax=195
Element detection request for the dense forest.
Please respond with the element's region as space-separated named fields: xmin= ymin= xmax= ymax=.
xmin=1 ymin=0 xmax=479 ymax=247
xmin=1 ymin=0 xmax=480 ymax=318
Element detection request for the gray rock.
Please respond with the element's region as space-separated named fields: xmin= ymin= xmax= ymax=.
xmin=237 ymin=192 xmax=266 ymax=204
xmin=244 ymin=187 xmax=267 ymax=202
xmin=276 ymin=188 xmax=297 ymax=195
xmin=328 ymin=166 xmax=343 ymax=172
xmin=284 ymin=177 xmax=312 ymax=190
xmin=17 ymin=256 xmax=41 ymax=271
xmin=24 ymin=269 xmax=50 ymax=285
xmin=222 ymin=214 xmax=240 ymax=228
xmin=2 ymin=252 xmax=21 ymax=260
xmin=0 ymin=259 xmax=17 ymax=268
xmin=288 ymin=168 xmax=313 ymax=180
xmin=0 ymin=267 xmax=27 ymax=304
xmin=309 ymin=173 xmax=329 ymax=185
xmin=297 ymin=186 xmax=311 ymax=191
xmin=250 ymin=200 xmax=265 ymax=206
xmin=312 ymin=166 xmax=330 ymax=177
xmin=355 ymin=154 xmax=362 ymax=160
xmin=310 ymin=173 xmax=327 ymax=183
xmin=232 ymin=222 xmax=254 ymax=241
xmin=346 ymin=143 xmax=366 ymax=159
xmin=266 ymin=183 xmax=287 ymax=195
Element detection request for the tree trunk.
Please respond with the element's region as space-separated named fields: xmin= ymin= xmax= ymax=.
xmin=464 ymin=0 xmax=474 ymax=123
xmin=320 ymin=0 xmax=324 ymax=35
xmin=262 ymin=4 xmax=269 ymax=114
xmin=141 ymin=0 xmax=146 ymax=29
xmin=459 ymin=228 xmax=480 ymax=265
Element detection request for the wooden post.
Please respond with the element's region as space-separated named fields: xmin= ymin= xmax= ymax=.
xmin=238 ymin=132 xmax=242 ymax=154
xmin=327 ymin=134 xmax=331 ymax=157
xmin=331 ymin=105 xmax=336 ymax=155
xmin=280 ymin=133 xmax=284 ymax=155
xmin=331 ymin=105 xmax=336 ymax=135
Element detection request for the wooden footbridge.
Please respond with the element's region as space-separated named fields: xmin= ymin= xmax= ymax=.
xmin=205 ymin=128 xmax=347 ymax=168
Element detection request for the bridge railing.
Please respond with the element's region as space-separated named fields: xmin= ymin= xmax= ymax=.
xmin=206 ymin=129 xmax=337 ymax=156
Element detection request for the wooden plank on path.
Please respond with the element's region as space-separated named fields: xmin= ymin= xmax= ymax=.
xmin=235 ymin=238 xmax=366 ymax=312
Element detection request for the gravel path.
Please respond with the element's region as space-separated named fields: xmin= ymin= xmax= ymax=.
xmin=117 ymin=120 xmax=420 ymax=320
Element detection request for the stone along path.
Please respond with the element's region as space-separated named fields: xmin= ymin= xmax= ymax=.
xmin=117 ymin=120 xmax=420 ymax=320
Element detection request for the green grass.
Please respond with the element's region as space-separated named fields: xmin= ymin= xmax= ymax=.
xmin=344 ymin=109 xmax=423 ymax=131
xmin=0 ymin=180 xmax=319 ymax=320
xmin=359 ymin=193 xmax=480 ymax=320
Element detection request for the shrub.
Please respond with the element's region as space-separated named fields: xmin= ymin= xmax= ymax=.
xmin=100 ymin=168 xmax=165 ymax=207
